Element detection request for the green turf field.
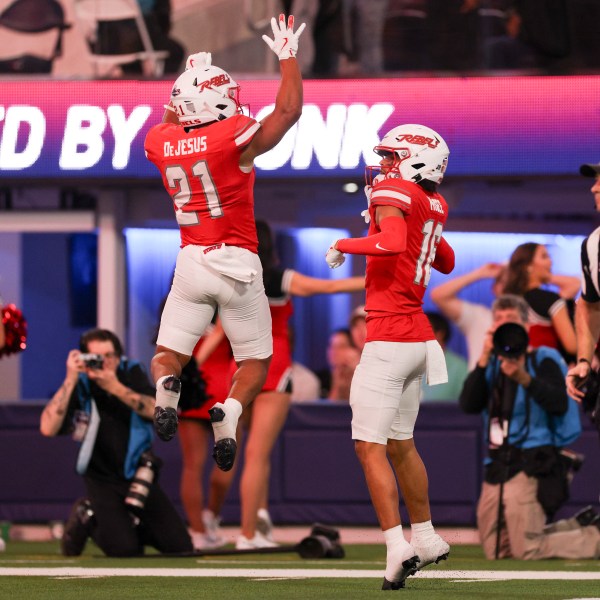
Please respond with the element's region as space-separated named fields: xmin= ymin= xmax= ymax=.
xmin=0 ymin=541 xmax=599 ymax=600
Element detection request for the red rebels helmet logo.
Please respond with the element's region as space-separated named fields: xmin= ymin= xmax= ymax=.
xmin=193 ymin=74 xmax=231 ymax=91
xmin=395 ymin=134 xmax=439 ymax=149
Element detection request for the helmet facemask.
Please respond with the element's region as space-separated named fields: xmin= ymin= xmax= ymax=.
xmin=170 ymin=65 xmax=242 ymax=127
xmin=366 ymin=124 xmax=449 ymax=187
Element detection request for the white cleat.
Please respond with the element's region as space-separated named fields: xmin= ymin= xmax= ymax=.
xmin=382 ymin=542 xmax=419 ymax=590
xmin=412 ymin=534 xmax=450 ymax=570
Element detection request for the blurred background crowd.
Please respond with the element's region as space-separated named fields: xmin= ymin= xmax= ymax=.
xmin=0 ymin=0 xmax=599 ymax=78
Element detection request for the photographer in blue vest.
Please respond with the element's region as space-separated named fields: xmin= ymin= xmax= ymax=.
xmin=459 ymin=295 xmax=598 ymax=560
xmin=41 ymin=328 xmax=192 ymax=557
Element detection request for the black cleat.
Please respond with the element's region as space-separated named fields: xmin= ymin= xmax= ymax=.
xmin=382 ymin=578 xmax=405 ymax=590
xmin=61 ymin=498 xmax=94 ymax=557
xmin=209 ymin=406 xmax=237 ymax=471
xmin=154 ymin=406 xmax=178 ymax=441
xmin=381 ymin=555 xmax=420 ymax=591
xmin=212 ymin=438 xmax=237 ymax=472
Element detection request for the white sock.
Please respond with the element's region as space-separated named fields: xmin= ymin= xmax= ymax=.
xmin=411 ymin=520 xmax=435 ymax=546
xmin=212 ymin=397 xmax=242 ymax=441
xmin=383 ymin=524 xmax=405 ymax=547
xmin=383 ymin=525 xmax=412 ymax=581
xmin=155 ymin=375 xmax=180 ymax=410
xmin=223 ymin=397 xmax=243 ymax=419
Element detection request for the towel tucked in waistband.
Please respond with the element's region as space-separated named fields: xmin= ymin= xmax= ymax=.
xmin=425 ymin=339 xmax=448 ymax=385
xmin=201 ymin=244 xmax=258 ymax=283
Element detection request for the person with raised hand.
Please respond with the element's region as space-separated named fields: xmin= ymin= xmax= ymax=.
xmin=144 ymin=14 xmax=305 ymax=477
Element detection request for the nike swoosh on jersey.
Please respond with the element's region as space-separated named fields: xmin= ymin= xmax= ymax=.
xmin=375 ymin=242 xmax=393 ymax=252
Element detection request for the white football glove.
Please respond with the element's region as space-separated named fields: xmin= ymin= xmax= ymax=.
xmin=326 ymin=244 xmax=346 ymax=269
xmin=361 ymin=185 xmax=372 ymax=224
xmin=186 ymin=52 xmax=211 ymax=70
xmin=262 ymin=14 xmax=306 ymax=60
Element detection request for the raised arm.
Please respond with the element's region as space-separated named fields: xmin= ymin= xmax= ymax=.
xmin=240 ymin=15 xmax=304 ymax=166
xmin=430 ymin=262 xmax=504 ymax=322
xmin=549 ymin=273 xmax=581 ymax=300
xmin=288 ymin=273 xmax=365 ymax=297
xmin=40 ymin=349 xmax=80 ymax=437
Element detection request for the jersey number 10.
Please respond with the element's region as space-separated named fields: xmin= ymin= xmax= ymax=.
xmin=415 ymin=220 xmax=443 ymax=287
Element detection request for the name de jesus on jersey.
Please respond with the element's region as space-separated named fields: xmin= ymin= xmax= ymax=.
xmin=145 ymin=114 xmax=260 ymax=252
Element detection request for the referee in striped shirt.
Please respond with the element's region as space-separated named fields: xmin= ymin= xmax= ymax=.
xmin=566 ymin=160 xmax=600 ymax=400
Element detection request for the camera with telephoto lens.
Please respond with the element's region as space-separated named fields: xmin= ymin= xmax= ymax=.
xmin=124 ymin=451 xmax=163 ymax=516
xmin=492 ymin=322 xmax=529 ymax=359
xmin=79 ymin=353 xmax=104 ymax=370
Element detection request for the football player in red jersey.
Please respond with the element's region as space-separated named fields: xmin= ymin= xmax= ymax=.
xmin=325 ymin=124 xmax=456 ymax=589
xmin=144 ymin=14 xmax=305 ymax=473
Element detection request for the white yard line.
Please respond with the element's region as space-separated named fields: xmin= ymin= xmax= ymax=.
xmin=0 ymin=568 xmax=599 ymax=580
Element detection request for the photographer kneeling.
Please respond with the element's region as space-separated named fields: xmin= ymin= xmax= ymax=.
xmin=40 ymin=329 xmax=192 ymax=557
xmin=459 ymin=295 xmax=599 ymax=560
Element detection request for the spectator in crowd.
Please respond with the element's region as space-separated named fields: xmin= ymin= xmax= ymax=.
xmin=144 ymin=14 xmax=305 ymax=477
xmin=311 ymin=0 xmax=345 ymax=76
xmin=235 ymin=220 xmax=364 ymax=548
xmin=355 ymin=0 xmax=388 ymax=74
xmin=427 ymin=0 xmax=479 ymax=71
xmin=317 ymin=328 xmax=361 ymax=401
xmin=81 ymin=0 xmax=184 ymax=75
xmin=383 ymin=0 xmax=430 ymax=72
xmin=289 ymin=327 xmax=321 ymax=402
xmin=566 ymin=159 xmax=600 ymax=401
xmin=459 ymin=295 xmax=594 ymax=560
xmin=290 ymin=359 xmax=321 ymax=401
xmin=325 ymin=124 xmax=455 ymax=589
xmin=482 ymin=4 xmax=537 ymax=70
xmin=504 ymin=242 xmax=578 ymax=363
xmin=421 ymin=311 xmax=468 ymax=401
xmin=40 ymin=328 xmax=192 ymax=557
xmin=431 ymin=259 xmax=580 ymax=370
xmin=430 ymin=262 xmax=507 ymax=370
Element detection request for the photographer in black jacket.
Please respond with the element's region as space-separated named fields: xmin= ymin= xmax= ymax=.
xmin=41 ymin=328 xmax=192 ymax=557
xmin=459 ymin=295 xmax=598 ymax=560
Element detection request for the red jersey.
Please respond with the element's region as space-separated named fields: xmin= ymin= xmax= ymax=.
xmin=365 ymin=178 xmax=449 ymax=343
xmin=144 ymin=114 xmax=261 ymax=252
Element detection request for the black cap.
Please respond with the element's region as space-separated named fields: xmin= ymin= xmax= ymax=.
xmin=580 ymin=162 xmax=600 ymax=177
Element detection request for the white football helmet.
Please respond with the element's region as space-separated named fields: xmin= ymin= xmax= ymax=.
xmin=170 ymin=64 xmax=241 ymax=126
xmin=369 ymin=124 xmax=449 ymax=185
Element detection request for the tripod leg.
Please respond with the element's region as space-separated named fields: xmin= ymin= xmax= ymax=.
xmin=494 ymin=480 xmax=504 ymax=560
